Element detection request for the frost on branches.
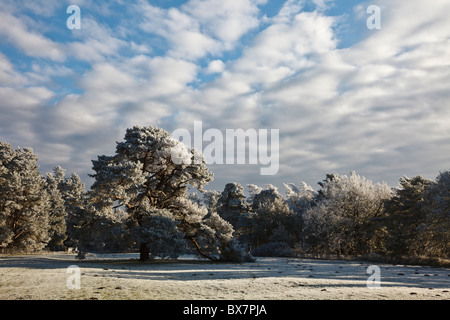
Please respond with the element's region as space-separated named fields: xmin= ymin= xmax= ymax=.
xmin=0 ymin=142 xmax=50 ymax=251
xmin=83 ymin=126 xmax=252 ymax=262
xmin=303 ymin=172 xmax=392 ymax=255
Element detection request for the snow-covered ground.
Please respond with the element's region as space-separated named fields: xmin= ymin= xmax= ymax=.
xmin=0 ymin=253 xmax=449 ymax=300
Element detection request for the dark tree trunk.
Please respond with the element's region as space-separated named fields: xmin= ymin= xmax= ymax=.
xmin=139 ymin=242 xmax=150 ymax=261
xmin=189 ymin=237 xmax=218 ymax=262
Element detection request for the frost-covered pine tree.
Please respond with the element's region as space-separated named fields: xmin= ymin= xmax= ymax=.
xmin=304 ymin=172 xmax=392 ymax=255
xmin=84 ymin=126 xmax=250 ymax=262
xmin=202 ymin=190 xmax=221 ymax=213
xmin=244 ymin=184 xmax=300 ymax=256
xmin=0 ymin=142 xmax=50 ymax=252
xmin=417 ymin=171 xmax=450 ymax=258
xmin=284 ymin=181 xmax=316 ymax=214
xmin=45 ymin=167 xmax=68 ymax=250
xmin=216 ymin=182 xmax=249 ymax=228
xmin=61 ymin=172 xmax=87 ymax=249
xmin=246 ymin=184 xmax=263 ymax=205
xmin=384 ymin=175 xmax=432 ymax=256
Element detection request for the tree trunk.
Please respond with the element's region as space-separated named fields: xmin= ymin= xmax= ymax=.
xmin=189 ymin=237 xmax=218 ymax=262
xmin=139 ymin=242 xmax=150 ymax=261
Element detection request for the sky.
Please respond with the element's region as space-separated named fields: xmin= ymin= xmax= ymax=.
xmin=1 ymin=0 xmax=449 ymax=194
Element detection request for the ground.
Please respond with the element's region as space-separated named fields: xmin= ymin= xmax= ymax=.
xmin=0 ymin=253 xmax=449 ymax=300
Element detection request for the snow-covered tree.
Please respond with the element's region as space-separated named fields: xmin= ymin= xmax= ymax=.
xmin=0 ymin=142 xmax=50 ymax=252
xmin=303 ymin=172 xmax=392 ymax=255
xmin=383 ymin=175 xmax=432 ymax=256
xmin=45 ymin=167 xmax=67 ymax=250
xmin=246 ymin=184 xmax=263 ymax=205
xmin=202 ymin=190 xmax=221 ymax=213
xmin=216 ymin=182 xmax=249 ymax=228
xmin=56 ymin=171 xmax=87 ymax=249
xmin=417 ymin=171 xmax=450 ymax=258
xmin=83 ymin=126 xmax=249 ymax=262
xmin=247 ymin=185 xmax=299 ymax=255
xmin=284 ymin=181 xmax=315 ymax=214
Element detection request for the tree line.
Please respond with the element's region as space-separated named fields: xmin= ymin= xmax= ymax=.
xmin=1 ymin=126 xmax=449 ymax=262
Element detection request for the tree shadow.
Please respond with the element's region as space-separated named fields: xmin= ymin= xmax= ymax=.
xmin=1 ymin=254 xmax=449 ymax=289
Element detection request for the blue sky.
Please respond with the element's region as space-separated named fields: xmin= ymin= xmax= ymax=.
xmin=1 ymin=0 xmax=450 ymax=193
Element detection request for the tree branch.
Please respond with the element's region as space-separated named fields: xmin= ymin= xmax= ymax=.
xmin=188 ymin=237 xmax=218 ymax=262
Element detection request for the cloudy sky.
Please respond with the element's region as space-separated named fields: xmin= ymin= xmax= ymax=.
xmin=1 ymin=0 xmax=449 ymax=193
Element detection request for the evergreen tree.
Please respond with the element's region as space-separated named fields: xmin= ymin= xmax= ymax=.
xmin=216 ymin=183 xmax=249 ymax=229
xmin=417 ymin=171 xmax=450 ymax=258
xmin=45 ymin=167 xmax=67 ymax=250
xmin=384 ymin=175 xmax=432 ymax=256
xmin=62 ymin=172 xmax=87 ymax=249
xmin=202 ymin=189 xmax=221 ymax=214
xmin=248 ymin=185 xmax=297 ymax=255
xmin=304 ymin=172 xmax=391 ymax=255
xmin=0 ymin=142 xmax=50 ymax=252
xmin=283 ymin=181 xmax=315 ymax=214
xmin=83 ymin=126 xmax=250 ymax=262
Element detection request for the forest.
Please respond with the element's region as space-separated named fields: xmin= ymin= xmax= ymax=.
xmin=1 ymin=125 xmax=449 ymax=264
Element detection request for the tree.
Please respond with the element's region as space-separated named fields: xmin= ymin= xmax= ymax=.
xmin=303 ymin=172 xmax=391 ymax=255
xmin=247 ymin=185 xmax=298 ymax=254
xmin=216 ymin=183 xmax=249 ymax=229
xmin=83 ymin=125 xmax=249 ymax=262
xmin=45 ymin=167 xmax=68 ymax=250
xmin=417 ymin=171 xmax=450 ymax=258
xmin=383 ymin=175 xmax=432 ymax=256
xmin=0 ymin=142 xmax=50 ymax=252
xmin=61 ymin=172 xmax=88 ymax=249
xmin=202 ymin=189 xmax=221 ymax=214
xmin=284 ymin=181 xmax=315 ymax=215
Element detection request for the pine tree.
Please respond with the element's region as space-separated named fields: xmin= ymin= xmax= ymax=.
xmin=83 ymin=126 xmax=250 ymax=262
xmin=216 ymin=182 xmax=249 ymax=229
xmin=249 ymin=185 xmax=293 ymax=249
xmin=418 ymin=171 xmax=450 ymax=258
xmin=45 ymin=167 xmax=67 ymax=250
xmin=0 ymin=142 xmax=50 ymax=252
xmin=61 ymin=172 xmax=87 ymax=249
xmin=384 ymin=175 xmax=432 ymax=256
xmin=284 ymin=181 xmax=315 ymax=214
xmin=304 ymin=172 xmax=391 ymax=255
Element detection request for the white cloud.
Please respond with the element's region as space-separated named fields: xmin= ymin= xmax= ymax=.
xmin=0 ymin=52 xmax=27 ymax=85
xmin=312 ymin=0 xmax=334 ymax=11
xmin=0 ymin=11 xmax=65 ymax=61
xmin=137 ymin=3 xmax=219 ymax=60
xmin=66 ymin=18 xmax=128 ymax=62
xmin=137 ymin=0 xmax=263 ymax=60
xmin=1 ymin=0 xmax=450 ymax=189
xmin=206 ymin=60 xmax=225 ymax=74
xmin=225 ymin=8 xmax=337 ymax=91
xmin=182 ymin=0 xmax=261 ymax=46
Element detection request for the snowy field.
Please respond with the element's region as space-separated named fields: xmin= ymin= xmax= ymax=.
xmin=0 ymin=253 xmax=449 ymax=300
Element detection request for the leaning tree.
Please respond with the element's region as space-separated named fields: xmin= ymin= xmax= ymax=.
xmin=84 ymin=125 xmax=251 ymax=262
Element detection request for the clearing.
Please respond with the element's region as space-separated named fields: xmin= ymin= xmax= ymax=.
xmin=0 ymin=253 xmax=449 ymax=300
